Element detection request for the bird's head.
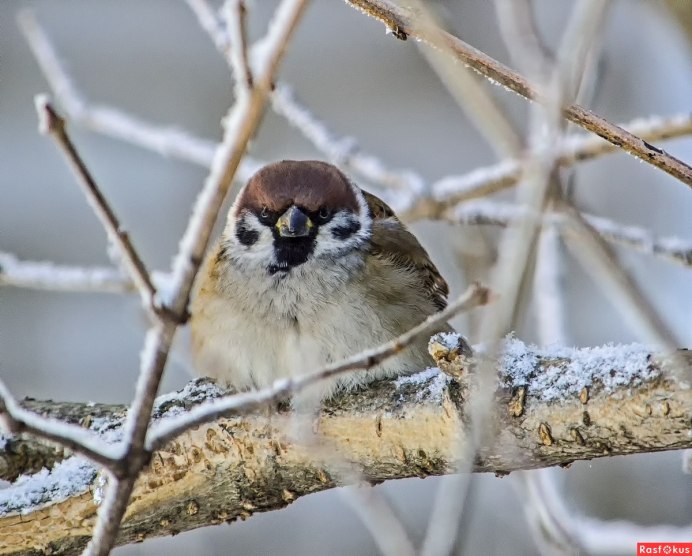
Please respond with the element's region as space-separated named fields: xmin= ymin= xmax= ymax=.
xmin=224 ymin=160 xmax=372 ymax=275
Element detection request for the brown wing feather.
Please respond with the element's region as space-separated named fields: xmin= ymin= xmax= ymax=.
xmin=363 ymin=191 xmax=449 ymax=311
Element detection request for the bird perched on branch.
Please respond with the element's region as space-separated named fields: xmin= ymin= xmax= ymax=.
xmin=191 ymin=160 xmax=450 ymax=400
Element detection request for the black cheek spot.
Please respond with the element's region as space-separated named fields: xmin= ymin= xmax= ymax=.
xmin=331 ymin=220 xmax=361 ymax=240
xmin=235 ymin=223 xmax=259 ymax=246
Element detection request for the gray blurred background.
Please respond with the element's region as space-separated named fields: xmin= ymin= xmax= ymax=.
xmin=1 ymin=1 xmax=691 ymax=554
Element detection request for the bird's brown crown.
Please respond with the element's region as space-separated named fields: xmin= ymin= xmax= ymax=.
xmin=237 ymin=160 xmax=360 ymax=214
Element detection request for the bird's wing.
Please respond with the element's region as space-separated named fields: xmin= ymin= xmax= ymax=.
xmin=363 ymin=190 xmax=449 ymax=311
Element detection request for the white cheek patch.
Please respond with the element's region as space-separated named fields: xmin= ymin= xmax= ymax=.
xmin=226 ymin=213 xmax=275 ymax=269
xmin=313 ymin=211 xmax=370 ymax=258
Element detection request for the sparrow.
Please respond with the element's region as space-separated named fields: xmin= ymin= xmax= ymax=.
xmin=190 ymin=160 xmax=450 ymax=400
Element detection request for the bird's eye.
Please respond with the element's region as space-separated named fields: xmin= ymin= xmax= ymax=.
xmin=317 ymin=207 xmax=332 ymax=222
xmin=259 ymin=207 xmax=271 ymax=221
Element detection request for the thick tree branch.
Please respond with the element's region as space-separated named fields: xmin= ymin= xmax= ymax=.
xmin=0 ymin=341 xmax=689 ymax=555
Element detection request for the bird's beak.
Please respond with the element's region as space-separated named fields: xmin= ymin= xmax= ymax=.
xmin=276 ymin=205 xmax=313 ymax=238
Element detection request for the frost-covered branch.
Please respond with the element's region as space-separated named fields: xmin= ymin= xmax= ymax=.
xmin=0 ymin=382 xmax=118 ymax=473
xmin=416 ymin=114 xmax=692 ymax=221
xmin=559 ymin=204 xmax=686 ymax=379
xmin=421 ymin=2 xmax=612 ymax=553
xmin=18 ymin=10 xmax=263 ymax=180
xmin=451 ymin=201 xmax=692 ymax=268
xmin=35 ymin=98 xmax=160 ymax=317
xmin=271 ymin=83 xmax=425 ymax=195
xmin=0 ymin=252 xmax=137 ymax=293
xmin=408 ymin=0 xmax=523 ymax=159
xmin=1 ymin=339 xmax=689 ymax=555
xmin=185 ymin=0 xmax=425 ymax=197
xmin=345 ymin=0 xmax=692 ymax=188
xmin=12 ymin=3 xmax=312 ymax=555
xmin=85 ymin=1 xmax=309 ymax=552
xmin=223 ymin=0 xmax=253 ymax=90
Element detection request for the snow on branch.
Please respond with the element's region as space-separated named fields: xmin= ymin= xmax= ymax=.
xmin=451 ymin=201 xmax=692 ymax=267
xmin=409 ymin=112 xmax=692 ymax=218
xmin=18 ymin=10 xmax=263 ymax=180
xmin=35 ymin=98 xmax=160 ymax=318
xmin=344 ymin=0 xmax=692 ymax=188
xmin=0 ymin=252 xmax=132 ymax=293
xmin=1 ymin=339 xmax=689 ymax=554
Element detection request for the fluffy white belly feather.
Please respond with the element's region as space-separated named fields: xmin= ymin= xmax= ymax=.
xmin=191 ymin=252 xmax=438 ymax=399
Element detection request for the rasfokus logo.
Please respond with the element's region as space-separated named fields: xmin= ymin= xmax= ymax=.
xmin=637 ymin=543 xmax=692 ymax=554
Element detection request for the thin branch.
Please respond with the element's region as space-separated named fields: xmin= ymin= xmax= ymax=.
xmin=684 ymin=450 xmax=692 ymax=474
xmin=18 ymin=10 xmax=263 ymax=179
xmin=184 ymin=0 xmax=231 ymax=55
xmin=82 ymin=2 xmax=311 ymax=554
xmin=493 ymin=0 xmax=554 ymax=80
xmin=224 ymin=0 xmax=254 ymax=90
xmin=146 ymin=283 xmax=490 ymax=450
xmin=514 ymin=469 xmax=585 ymax=555
xmin=559 ymin=204 xmax=688 ymax=382
xmin=425 ymin=3 xmax=612 ymax=555
xmin=271 ymin=83 xmax=425 ymax=194
xmin=185 ymin=0 xmax=425 ymax=198
xmin=0 ymin=253 xmax=136 ymax=293
xmin=35 ymin=97 xmax=159 ymax=317
xmin=401 ymin=112 xmax=692 ymax=220
xmin=339 ymin=487 xmax=416 ymax=556
xmin=578 ymin=518 xmax=692 ymax=555
xmin=21 ymin=6 xmax=692 ymax=218
xmin=522 ymin=176 xmax=581 ymax=554
xmin=450 ymin=201 xmax=692 ymax=268
xmin=409 ymin=0 xmax=523 ymax=158
xmin=534 ymin=223 xmax=568 ymax=346
xmin=345 ymin=0 xmax=692 ymax=187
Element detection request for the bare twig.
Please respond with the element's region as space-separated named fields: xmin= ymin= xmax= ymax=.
xmin=515 ymin=470 xmax=584 ymax=555
xmin=35 ymin=97 xmax=159 ymax=317
xmin=409 ymin=0 xmax=522 ymax=158
xmin=18 ymin=10 xmax=263 ymax=180
xmin=534 ymin=223 xmax=568 ymax=346
xmin=422 ymin=3 xmax=612 ymax=555
xmin=559 ymin=205 xmax=688 ymax=381
xmin=345 ymin=0 xmax=692 ymax=187
xmin=185 ymin=0 xmax=425 ymax=197
xmin=521 ymin=161 xmax=581 ymax=554
xmin=421 ymin=112 xmax=692 ymax=216
xmin=271 ymin=83 xmax=425 ymax=194
xmin=224 ymin=0 xmax=254 ymax=89
xmin=493 ymin=0 xmax=554 ymax=80
xmin=184 ymin=0 xmax=231 ymax=55
xmin=339 ymin=487 xmax=416 ymax=556
xmin=578 ymin=518 xmax=692 ymax=555
xmin=147 ymin=283 xmax=490 ymax=450
xmin=684 ymin=450 xmax=692 ymax=474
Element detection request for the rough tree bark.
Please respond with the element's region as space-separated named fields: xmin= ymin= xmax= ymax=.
xmin=0 ymin=339 xmax=690 ymax=555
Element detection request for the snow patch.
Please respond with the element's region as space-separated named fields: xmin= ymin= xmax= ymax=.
xmin=0 ymin=457 xmax=96 ymax=516
xmin=430 ymin=332 xmax=465 ymax=352
xmin=153 ymin=378 xmax=226 ymax=418
xmin=501 ymin=336 xmax=657 ymax=401
xmin=395 ymin=368 xmax=450 ymax=403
